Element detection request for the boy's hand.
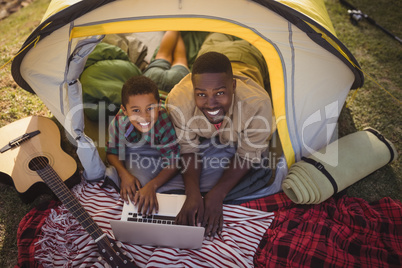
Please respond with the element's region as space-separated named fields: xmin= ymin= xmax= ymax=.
xmin=134 ymin=181 xmax=158 ymax=216
xmin=176 ymin=194 xmax=204 ymax=227
xmin=120 ymin=173 xmax=141 ymax=203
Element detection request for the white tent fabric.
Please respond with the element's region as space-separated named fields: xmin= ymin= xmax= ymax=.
xmin=65 ymin=37 xmax=106 ymax=180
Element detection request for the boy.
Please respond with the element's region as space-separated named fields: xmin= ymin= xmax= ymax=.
xmin=106 ymin=76 xmax=181 ymax=215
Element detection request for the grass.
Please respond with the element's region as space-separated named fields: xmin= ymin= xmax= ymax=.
xmin=326 ymin=0 xmax=401 ymax=202
xmin=0 ymin=0 xmax=51 ymax=128
xmin=0 ymin=1 xmax=53 ymax=267
xmin=0 ymin=0 xmax=401 ymax=266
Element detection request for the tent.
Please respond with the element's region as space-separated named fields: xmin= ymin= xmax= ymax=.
xmin=11 ymin=0 xmax=364 ymax=184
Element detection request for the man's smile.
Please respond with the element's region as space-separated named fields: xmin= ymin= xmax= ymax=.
xmin=206 ymin=109 xmax=220 ymax=116
xmin=202 ymin=108 xmax=225 ymax=123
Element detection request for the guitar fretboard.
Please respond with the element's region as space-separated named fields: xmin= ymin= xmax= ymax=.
xmin=36 ymin=165 xmax=104 ymax=241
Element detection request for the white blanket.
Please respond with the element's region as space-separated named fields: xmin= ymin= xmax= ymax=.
xmin=35 ymin=180 xmax=274 ymax=267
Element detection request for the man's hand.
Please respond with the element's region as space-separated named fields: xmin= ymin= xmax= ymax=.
xmin=120 ymin=173 xmax=141 ymax=203
xmin=202 ymin=190 xmax=224 ymax=238
xmin=176 ymin=193 xmax=204 ymax=227
xmin=134 ymin=181 xmax=158 ymax=216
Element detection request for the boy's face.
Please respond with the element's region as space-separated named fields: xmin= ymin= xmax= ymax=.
xmin=122 ymin=93 xmax=160 ymax=133
xmin=193 ymin=72 xmax=236 ymax=124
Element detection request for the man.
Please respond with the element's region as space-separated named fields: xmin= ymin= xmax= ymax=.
xmin=166 ymin=33 xmax=276 ymax=238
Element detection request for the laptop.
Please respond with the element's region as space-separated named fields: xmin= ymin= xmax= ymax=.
xmin=110 ymin=193 xmax=205 ymax=249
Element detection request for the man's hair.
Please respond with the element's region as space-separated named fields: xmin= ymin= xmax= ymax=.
xmin=121 ymin=76 xmax=160 ymax=107
xmin=192 ymin=51 xmax=233 ymax=77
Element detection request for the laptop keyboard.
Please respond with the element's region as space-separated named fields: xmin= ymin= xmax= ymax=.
xmin=127 ymin=212 xmax=176 ymax=225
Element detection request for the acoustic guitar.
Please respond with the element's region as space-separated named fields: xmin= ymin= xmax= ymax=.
xmin=0 ymin=116 xmax=136 ymax=267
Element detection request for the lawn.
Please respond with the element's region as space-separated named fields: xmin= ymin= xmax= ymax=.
xmin=0 ymin=0 xmax=401 ymax=267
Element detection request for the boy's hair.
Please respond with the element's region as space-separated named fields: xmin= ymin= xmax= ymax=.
xmin=121 ymin=76 xmax=160 ymax=107
xmin=192 ymin=51 xmax=233 ymax=78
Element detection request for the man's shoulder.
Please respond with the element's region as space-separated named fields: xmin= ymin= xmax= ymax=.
xmin=234 ymin=75 xmax=270 ymax=102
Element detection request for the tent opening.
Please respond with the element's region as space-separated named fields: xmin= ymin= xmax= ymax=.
xmin=71 ymin=30 xmax=286 ymax=167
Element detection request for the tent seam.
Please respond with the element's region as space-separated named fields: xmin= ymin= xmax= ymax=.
xmin=288 ymin=22 xmax=302 ymax=162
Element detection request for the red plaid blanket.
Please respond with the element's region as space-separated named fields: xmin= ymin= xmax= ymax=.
xmin=242 ymin=192 xmax=402 ymax=267
xmin=16 ymin=200 xmax=60 ymax=268
xmin=17 ymin=191 xmax=402 ymax=267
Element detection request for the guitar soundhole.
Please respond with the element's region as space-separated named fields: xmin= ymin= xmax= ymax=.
xmin=28 ymin=156 xmax=49 ymax=171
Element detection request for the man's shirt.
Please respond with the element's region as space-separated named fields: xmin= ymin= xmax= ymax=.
xmin=166 ymin=73 xmax=276 ymax=163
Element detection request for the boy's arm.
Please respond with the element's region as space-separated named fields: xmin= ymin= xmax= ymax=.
xmin=134 ymin=164 xmax=179 ymax=215
xmin=134 ymin=107 xmax=184 ymax=215
xmin=203 ymin=155 xmax=251 ymax=238
xmin=106 ymin=153 xmax=141 ymax=203
xmin=175 ymin=153 xmax=204 ymax=228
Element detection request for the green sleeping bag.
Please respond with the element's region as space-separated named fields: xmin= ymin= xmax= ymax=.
xmin=81 ymin=42 xmax=142 ymax=121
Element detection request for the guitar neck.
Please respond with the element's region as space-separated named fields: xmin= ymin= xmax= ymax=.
xmin=36 ymin=165 xmax=104 ymax=241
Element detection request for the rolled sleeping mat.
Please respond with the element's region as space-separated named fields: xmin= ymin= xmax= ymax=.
xmin=282 ymin=128 xmax=398 ymax=204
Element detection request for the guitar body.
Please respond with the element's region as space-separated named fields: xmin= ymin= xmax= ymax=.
xmin=0 ymin=116 xmax=79 ymax=203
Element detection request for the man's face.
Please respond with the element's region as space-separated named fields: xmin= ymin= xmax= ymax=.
xmin=122 ymin=93 xmax=160 ymax=133
xmin=193 ymin=72 xmax=236 ymax=124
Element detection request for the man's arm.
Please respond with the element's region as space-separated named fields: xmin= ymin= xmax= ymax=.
xmin=202 ymin=155 xmax=251 ymax=237
xmin=175 ymin=153 xmax=204 ymax=227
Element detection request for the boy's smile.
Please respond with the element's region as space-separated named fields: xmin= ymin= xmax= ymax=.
xmin=122 ymin=93 xmax=160 ymax=133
